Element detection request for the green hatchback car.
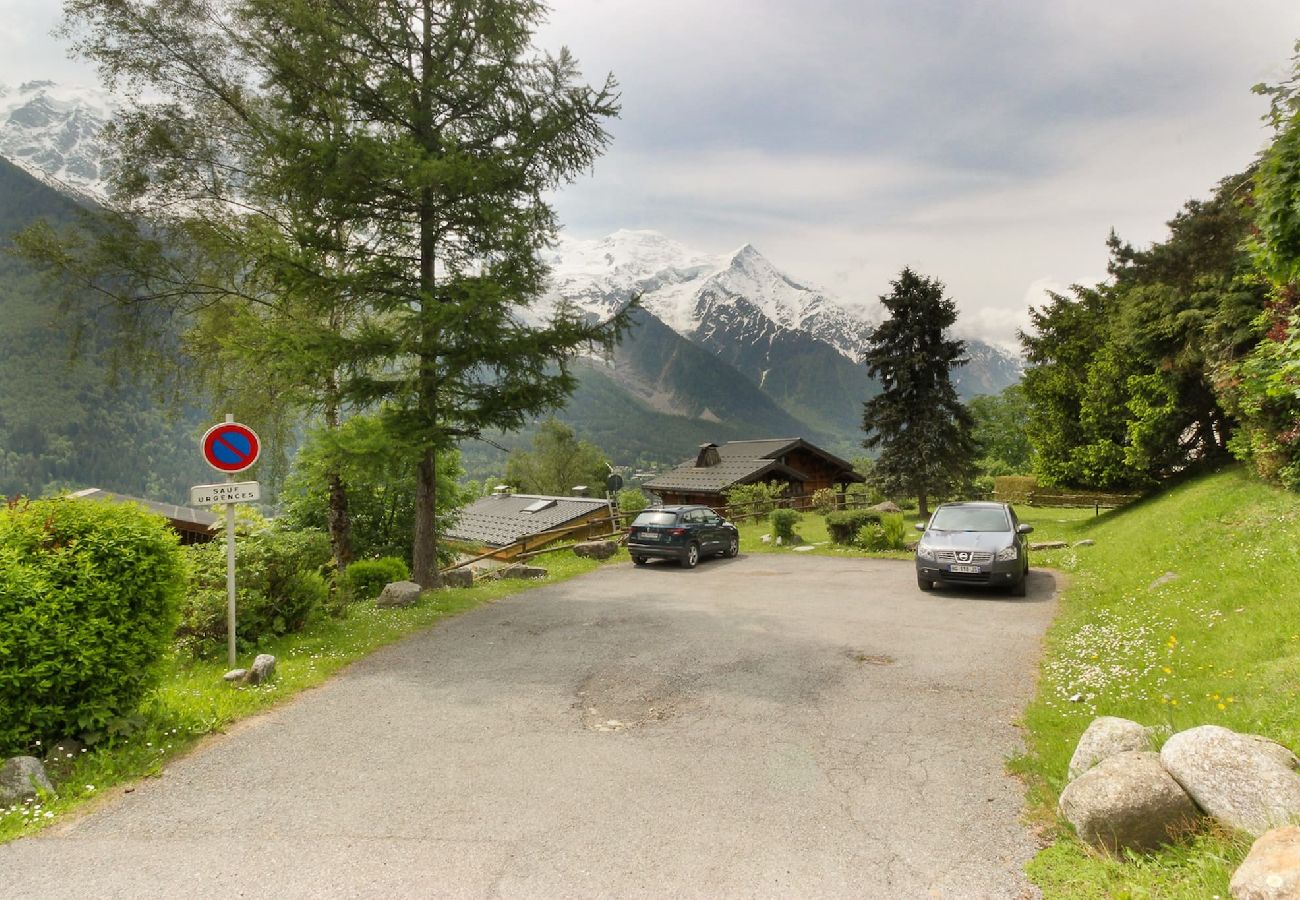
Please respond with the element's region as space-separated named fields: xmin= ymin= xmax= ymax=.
xmin=914 ymin=501 xmax=1033 ymax=596
xmin=627 ymin=505 xmax=740 ymax=569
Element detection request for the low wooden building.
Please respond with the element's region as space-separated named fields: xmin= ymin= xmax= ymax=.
xmin=645 ymin=438 xmax=864 ymax=509
xmin=444 ymin=493 xmax=616 ymax=559
xmin=68 ymin=487 xmax=219 ymax=545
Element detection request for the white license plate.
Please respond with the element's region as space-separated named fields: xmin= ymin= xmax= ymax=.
xmin=639 ymin=532 xmax=660 ymax=541
xmin=949 ymin=564 xmax=981 ymax=574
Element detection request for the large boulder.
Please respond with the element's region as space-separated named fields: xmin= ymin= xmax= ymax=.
xmin=500 ymin=565 xmax=547 ymax=580
xmin=376 ymin=580 xmax=422 ymax=608
xmin=1068 ymin=716 xmax=1157 ymax=781
xmin=1161 ymin=725 xmax=1300 ymax=836
xmin=246 ymin=654 xmax=277 ymax=685
xmin=1058 ymin=750 xmax=1200 ymax=852
xmin=573 ymin=540 xmax=619 ymax=560
xmin=0 ymin=756 xmax=55 ymax=804
xmin=438 ymin=567 xmax=474 ymax=589
xmin=1231 ymin=826 xmax=1300 ymax=899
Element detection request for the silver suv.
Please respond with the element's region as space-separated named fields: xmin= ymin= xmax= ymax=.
xmin=914 ymin=501 xmax=1032 ymax=596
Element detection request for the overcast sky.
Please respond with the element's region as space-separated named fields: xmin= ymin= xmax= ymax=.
xmin=4 ymin=1 xmax=1300 ymax=347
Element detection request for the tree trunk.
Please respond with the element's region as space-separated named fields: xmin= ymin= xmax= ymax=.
xmin=322 ymin=387 xmax=354 ymax=572
xmin=412 ymin=447 xmax=438 ymax=587
xmin=918 ymin=492 xmax=929 ymax=519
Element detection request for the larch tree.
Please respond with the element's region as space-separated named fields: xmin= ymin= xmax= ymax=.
xmin=36 ymin=0 xmax=627 ymax=585
xmin=861 ymin=268 xmax=974 ymax=517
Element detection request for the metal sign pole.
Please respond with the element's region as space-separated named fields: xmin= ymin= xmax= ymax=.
xmin=224 ymin=412 xmax=237 ymax=668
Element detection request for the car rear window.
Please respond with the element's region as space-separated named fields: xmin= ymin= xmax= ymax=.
xmin=632 ymin=511 xmax=677 ymax=527
xmin=928 ymin=506 xmax=1011 ymax=532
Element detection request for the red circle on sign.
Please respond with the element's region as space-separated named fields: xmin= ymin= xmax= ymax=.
xmin=201 ymin=422 xmax=261 ymax=473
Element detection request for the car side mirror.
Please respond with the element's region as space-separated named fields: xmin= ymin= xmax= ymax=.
xmin=1017 ymin=524 xmax=1034 ymax=534
xmin=914 ymin=523 xmax=926 ymax=532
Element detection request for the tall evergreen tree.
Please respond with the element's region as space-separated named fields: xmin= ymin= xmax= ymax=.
xmin=35 ymin=0 xmax=627 ymax=585
xmin=861 ymin=268 xmax=974 ymax=516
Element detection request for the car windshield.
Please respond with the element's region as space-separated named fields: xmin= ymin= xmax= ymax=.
xmin=928 ymin=506 xmax=1011 ymax=532
xmin=632 ymin=511 xmax=677 ymax=527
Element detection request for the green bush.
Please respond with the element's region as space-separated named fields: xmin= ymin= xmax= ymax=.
xmin=616 ymin=488 xmax=649 ymax=515
xmin=178 ymin=520 xmax=331 ymax=655
xmin=723 ymin=482 xmax=786 ymax=518
xmin=857 ymin=514 xmax=908 ymax=551
xmin=825 ymin=508 xmax=882 ymax=544
xmin=343 ymin=556 xmax=410 ymax=602
xmin=810 ymin=488 xmax=838 ymax=514
xmin=769 ymin=508 xmax=801 ymax=542
xmin=0 ymin=498 xmax=185 ymax=755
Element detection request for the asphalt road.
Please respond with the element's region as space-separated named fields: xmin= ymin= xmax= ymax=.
xmin=2 ymin=554 xmax=1057 ymax=899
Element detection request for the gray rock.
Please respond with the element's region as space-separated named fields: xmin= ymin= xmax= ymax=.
xmin=0 ymin=756 xmax=55 ymax=804
xmin=438 ymin=567 xmax=474 ymax=589
xmin=1068 ymin=716 xmax=1156 ymax=781
xmin=573 ymin=540 xmax=619 ymax=560
xmin=1030 ymin=541 xmax=1068 ymax=551
xmin=500 ymin=565 xmax=547 ymax=580
xmin=1074 ymin=540 xmax=1096 ymax=548
xmin=246 ymin=654 xmax=277 ymax=685
xmin=1058 ymin=750 xmax=1200 ymax=852
xmin=1161 ymin=725 xmax=1300 ymax=836
xmin=223 ymin=668 xmax=249 ymax=683
xmin=871 ymin=501 xmax=903 ymax=514
xmin=760 ymin=534 xmax=772 ymax=544
xmin=376 ymin=580 xmax=422 ymax=608
xmin=1231 ymin=826 xmax=1300 ymax=899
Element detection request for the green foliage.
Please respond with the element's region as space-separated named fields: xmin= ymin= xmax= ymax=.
xmin=0 ymin=497 xmax=185 ymax=755
xmin=177 ymin=517 xmax=331 ymax=655
xmin=769 ymin=508 xmax=801 ymax=541
xmin=855 ymin=513 xmax=906 ymax=551
xmin=343 ymin=557 xmax=410 ymax=603
xmin=722 ymin=481 xmax=787 ymax=517
xmin=969 ymin=384 xmax=1032 ymax=476
xmin=994 ymin=475 xmax=1039 ymax=504
xmin=862 ymin=268 xmax=975 ymax=514
xmin=825 ymin=508 xmax=883 ymax=545
xmin=279 ymin=414 xmax=464 ymax=566
xmin=505 ymin=418 xmax=610 ymax=497
xmin=1218 ymin=305 xmax=1300 ymax=488
xmin=615 ymin=488 xmax=649 ymax=515
xmin=810 ymin=487 xmax=839 ymax=514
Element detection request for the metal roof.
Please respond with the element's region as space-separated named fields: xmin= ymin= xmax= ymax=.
xmin=716 ymin=437 xmax=860 ymax=474
xmin=643 ymin=458 xmax=807 ymax=494
xmin=68 ymin=488 xmax=220 ymax=529
xmin=444 ymin=493 xmax=613 ymax=548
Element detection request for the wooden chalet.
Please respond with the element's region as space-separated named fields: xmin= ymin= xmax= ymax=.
xmin=68 ymin=487 xmax=219 ymax=545
xmin=644 ymin=438 xmax=864 ymax=509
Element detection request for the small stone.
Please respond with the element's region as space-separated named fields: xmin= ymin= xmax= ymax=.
xmin=1069 ymin=716 xmax=1156 ymax=781
xmin=376 ymin=580 xmax=422 ymax=608
xmin=1068 ymin=693 xmax=1084 ymax=703
xmin=223 ymin=669 xmax=249 ymax=683
xmin=793 ymin=545 xmax=815 ymax=553
xmin=246 ymin=654 xmax=276 ymax=685
xmin=438 ymin=567 xmax=474 ymax=589
xmin=1231 ymin=826 xmax=1300 ymax=899
xmin=1030 ymin=541 xmax=1068 ymax=551
xmin=0 ymin=756 xmax=55 ymax=805
xmin=1148 ymin=571 xmax=1180 ymax=591
xmin=500 ymin=565 xmax=547 ymax=580
xmin=871 ymin=501 xmax=903 ymax=514
xmin=1074 ymin=539 xmax=1096 ymax=548
xmin=760 ymin=534 xmax=772 ymax=544
xmin=775 ymin=536 xmax=784 ymax=546
xmin=573 ymin=540 xmax=618 ymax=560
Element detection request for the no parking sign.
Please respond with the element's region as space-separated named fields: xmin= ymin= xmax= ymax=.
xmin=201 ymin=421 xmax=260 ymax=473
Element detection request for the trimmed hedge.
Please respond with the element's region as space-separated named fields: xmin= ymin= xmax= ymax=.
xmin=0 ymin=498 xmax=185 ymax=755
xmin=343 ymin=556 xmax=410 ymax=602
xmin=177 ymin=523 xmax=330 ymax=654
xmin=825 ymin=508 xmax=882 ymax=544
xmin=770 ymin=508 xmax=801 ymax=541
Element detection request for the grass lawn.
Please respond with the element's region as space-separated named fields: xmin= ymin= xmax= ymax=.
xmin=1008 ymin=467 xmax=1300 ymax=897
xmin=0 ymin=550 xmax=610 ymax=844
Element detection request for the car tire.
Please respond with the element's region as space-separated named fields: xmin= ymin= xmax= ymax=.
xmin=1011 ymin=572 xmax=1027 ymax=597
xmin=917 ymin=575 xmax=934 ymax=591
xmin=632 ymin=556 xmax=647 ymax=566
xmin=723 ymin=535 xmax=739 ymax=558
xmin=681 ymin=543 xmax=700 ymax=569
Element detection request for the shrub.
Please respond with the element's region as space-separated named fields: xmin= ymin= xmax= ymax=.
xmin=0 ymin=497 xmax=186 ymax=755
xmin=770 ymin=508 xmax=801 ymax=542
xmin=178 ymin=520 xmax=331 ymax=655
xmin=811 ymin=488 xmax=839 ymax=514
xmin=825 ymin=508 xmax=882 ymax=544
xmin=344 ymin=556 xmax=410 ymax=602
xmin=857 ymin=514 xmax=907 ymax=551
xmin=616 ymin=488 xmax=649 ymax=515
xmin=723 ymin=481 xmax=786 ymax=519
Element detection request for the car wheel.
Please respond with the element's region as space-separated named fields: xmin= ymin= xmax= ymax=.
xmin=632 ymin=556 xmax=647 ymax=566
xmin=681 ymin=543 xmax=700 ymax=569
xmin=724 ymin=535 xmax=739 ymax=558
xmin=1011 ymin=572 xmax=1027 ymax=597
xmin=917 ymin=575 xmax=934 ymax=591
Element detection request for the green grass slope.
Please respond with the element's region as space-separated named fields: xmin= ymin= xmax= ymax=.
xmin=1015 ymin=466 xmax=1300 ymax=897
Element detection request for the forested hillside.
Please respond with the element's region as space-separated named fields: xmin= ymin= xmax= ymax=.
xmin=0 ymin=159 xmax=209 ymax=500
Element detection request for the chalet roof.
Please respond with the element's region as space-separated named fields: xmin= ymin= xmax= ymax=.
xmin=644 ymin=437 xmax=864 ymax=496
xmin=444 ymin=493 xmax=612 ymax=548
xmin=68 ymin=488 xmax=219 ymax=530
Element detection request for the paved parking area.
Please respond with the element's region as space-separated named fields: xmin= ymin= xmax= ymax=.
xmin=2 ymin=554 xmax=1057 ymax=898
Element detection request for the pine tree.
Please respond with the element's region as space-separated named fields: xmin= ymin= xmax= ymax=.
xmin=861 ymin=268 xmax=974 ymax=516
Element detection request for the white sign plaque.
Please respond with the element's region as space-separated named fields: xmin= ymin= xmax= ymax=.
xmin=190 ymin=481 xmax=260 ymax=506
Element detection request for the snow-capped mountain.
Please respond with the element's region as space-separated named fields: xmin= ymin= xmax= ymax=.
xmin=0 ymin=81 xmax=114 ymax=196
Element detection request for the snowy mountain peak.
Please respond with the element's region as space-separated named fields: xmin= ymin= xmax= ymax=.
xmin=0 ymin=81 xmax=115 ymax=196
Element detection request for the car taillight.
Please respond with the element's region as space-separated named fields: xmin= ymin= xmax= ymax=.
xmin=670 ymin=527 xmax=686 ymax=536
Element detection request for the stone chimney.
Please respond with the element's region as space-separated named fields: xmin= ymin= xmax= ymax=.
xmin=696 ymin=443 xmax=721 ymax=468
